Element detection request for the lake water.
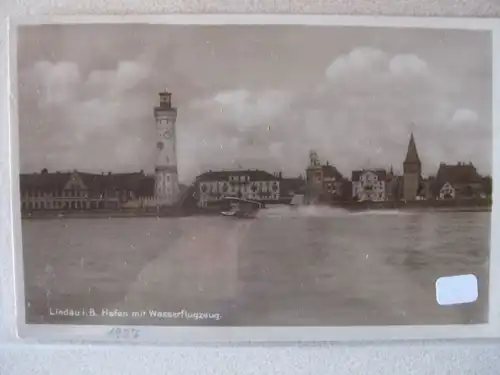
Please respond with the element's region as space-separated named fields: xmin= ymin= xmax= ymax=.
xmin=21 ymin=206 xmax=491 ymax=326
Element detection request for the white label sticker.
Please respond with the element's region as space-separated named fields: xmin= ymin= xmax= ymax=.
xmin=435 ymin=274 xmax=478 ymax=306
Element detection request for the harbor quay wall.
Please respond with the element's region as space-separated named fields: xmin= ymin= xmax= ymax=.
xmin=21 ymin=198 xmax=492 ymax=219
xmin=21 ymin=206 xmax=226 ymax=219
xmin=336 ymin=198 xmax=492 ymax=211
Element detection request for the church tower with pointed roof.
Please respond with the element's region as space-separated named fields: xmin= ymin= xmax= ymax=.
xmin=402 ymin=132 xmax=422 ymax=201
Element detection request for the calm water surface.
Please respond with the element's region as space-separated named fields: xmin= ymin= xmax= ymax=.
xmin=22 ymin=206 xmax=491 ymax=326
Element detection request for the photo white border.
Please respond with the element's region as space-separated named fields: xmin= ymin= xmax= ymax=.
xmin=7 ymin=14 xmax=500 ymax=345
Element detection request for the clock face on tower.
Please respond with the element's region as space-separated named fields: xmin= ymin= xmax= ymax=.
xmin=162 ymin=129 xmax=173 ymax=139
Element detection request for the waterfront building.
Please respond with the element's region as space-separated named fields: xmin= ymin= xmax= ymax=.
xmin=419 ymin=177 xmax=435 ymax=200
xmin=20 ymin=169 xmax=154 ymax=211
xmin=385 ymin=166 xmax=401 ymax=201
xmin=194 ymin=169 xmax=281 ymax=208
xmin=280 ymin=175 xmax=306 ymax=199
xmin=154 ymin=90 xmax=179 ymax=206
xmin=340 ymin=179 xmax=353 ymax=202
xmin=305 ymin=150 xmax=322 ymax=204
xmin=351 ymin=169 xmax=388 ymax=202
xmin=402 ymin=132 xmax=422 ymax=201
xmin=305 ymin=150 xmax=345 ymax=204
xmin=322 ymin=164 xmax=346 ymax=202
xmin=432 ymin=162 xmax=486 ymax=200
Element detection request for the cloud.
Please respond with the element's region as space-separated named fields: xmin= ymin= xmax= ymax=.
xmin=28 ymin=61 xmax=82 ymax=106
xmin=450 ymin=108 xmax=479 ymax=125
xmin=389 ymin=54 xmax=429 ymax=78
xmin=19 ymin=55 xmax=157 ymax=174
xmin=19 ymin=43 xmax=491 ymax=182
xmin=175 ymin=89 xmax=296 ymax=181
xmin=181 ymin=46 xmax=489 ymax=179
xmin=309 ymin=47 xmax=492 ymax=175
xmin=191 ymin=89 xmax=294 ymax=131
xmin=303 ymin=48 xmax=445 ymax=173
xmin=325 ymin=47 xmax=429 ymax=86
xmin=325 ymin=47 xmax=388 ymax=81
xmin=85 ymin=60 xmax=152 ymax=98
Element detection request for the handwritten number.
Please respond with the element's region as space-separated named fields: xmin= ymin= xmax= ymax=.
xmin=107 ymin=328 xmax=140 ymax=339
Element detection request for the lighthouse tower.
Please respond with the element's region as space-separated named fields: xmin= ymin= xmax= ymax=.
xmin=154 ymin=90 xmax=179 ymax=206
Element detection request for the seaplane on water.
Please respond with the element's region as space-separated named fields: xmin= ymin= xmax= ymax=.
xmin=220 ymin=196 xmax=263 ymax=219
xmin=289 ymin=194 xmax=305 ymax=209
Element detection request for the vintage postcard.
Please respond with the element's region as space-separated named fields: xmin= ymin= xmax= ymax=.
xmin=9 ymin=15 xmax=499 ymax=341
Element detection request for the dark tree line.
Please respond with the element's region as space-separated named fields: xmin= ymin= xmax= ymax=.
xmin=483 ymin=176 xmax=492 ymax=196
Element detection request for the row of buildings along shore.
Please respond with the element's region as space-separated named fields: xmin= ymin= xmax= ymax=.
xmin=18 ymin=91 xmax=491 ymax=212
xmin=19 ymin=132 xmax=491 ymax=212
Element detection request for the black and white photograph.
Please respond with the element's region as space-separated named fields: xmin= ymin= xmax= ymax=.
xmin=14 ymin=18 xmax=493 ymax=329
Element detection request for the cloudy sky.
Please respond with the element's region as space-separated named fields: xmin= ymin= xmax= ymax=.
xmin=17 ymin=24 xmax=492 ymax=183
